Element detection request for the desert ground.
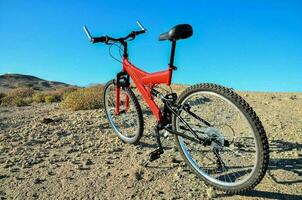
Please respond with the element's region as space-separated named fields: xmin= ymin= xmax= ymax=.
xmin=0 ymin=90 xmax=302 ymax=200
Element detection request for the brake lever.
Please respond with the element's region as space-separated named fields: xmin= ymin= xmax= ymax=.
xmin=105 ymin=41 xmax=114 ymax=45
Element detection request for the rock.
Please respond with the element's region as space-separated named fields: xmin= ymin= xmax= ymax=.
xmin=86 ymin=159 xmax=93 ymax=165
xmin=146 ymin=174 xmax=154 ymax=182
xmin=41 ymin=118 xmax=54 ymax=124
xmin=105 ymin=172 xmax=111 ymax=177
xmin=170 ymin=156 xmax=181 ymax=164
xmin=174 ymin=168 xmax=183 ymax=180
xmin=131 ymin=167 xmax=144 ymax=181
xmin=34 ymin=178 xmax=46 ymax=184
xmin=289 ymin=95 xmax=298 ymax=100
xmin=48 ymin=171 xmax=55 ymax=176
xmin=78 ymin=165 xmax=90 ymax=170
xmin=15 ymin=176 xmax=25 ymax=181
xmin=32 ymin=193 xmax=39 ymax=198
xmin=71 ymin=159 xmax=81 ymax=165
xmin=4 ymin=160 xmax=13 ymax=168
xmin=105 ymin=160 xmax=114 ymax=165
xmin=293 ymin=149 xmax=300 ymax=159
xmin=206 ymin=187 xmax=216 ymax=199
xmin=10 ymin=167 xmax=20 ymax=173
xmin=0 ymin=174 xmax=8 ymax=179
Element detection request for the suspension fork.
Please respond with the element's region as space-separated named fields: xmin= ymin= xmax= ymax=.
xmin=115 ymin=71 xmax=130 ymax=115
xmin=115 ymin=87 xmax=129 ymax=114
xmin=125 ymin=94 xmax=129 ymax=112
xmin=115 ymin=86 xmax=120 ymax=115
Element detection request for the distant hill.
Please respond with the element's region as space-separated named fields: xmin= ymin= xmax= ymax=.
xmin=0 ymin=73 xmax=75 ymax=93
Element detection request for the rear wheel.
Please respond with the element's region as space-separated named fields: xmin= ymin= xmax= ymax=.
xmin=172 ymin=83 xmax=269 ymax=193
xmin=103 ymin=80 xmax=144 ymax=144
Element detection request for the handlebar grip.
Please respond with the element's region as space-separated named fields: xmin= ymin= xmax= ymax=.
xmin=91 ymin=36 xmax=107 ymax=43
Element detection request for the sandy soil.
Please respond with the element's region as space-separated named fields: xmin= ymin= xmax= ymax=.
xmin=0 ymin=90 xmax=302 ymax=199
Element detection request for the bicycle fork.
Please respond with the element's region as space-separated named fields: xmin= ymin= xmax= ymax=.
xmin=115 ymin=86 xmax=130 ymax=115
xmin=115 ymin=86 xmax=120 ymax=115
xmin=115 ymin=72 xmax=130 ymax=115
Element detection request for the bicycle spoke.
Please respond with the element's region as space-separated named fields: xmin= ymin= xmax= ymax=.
xmin=175 ymin=89 xmax=259 ymax=187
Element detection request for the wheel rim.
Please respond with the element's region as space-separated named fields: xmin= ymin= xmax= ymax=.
xmin=104 ymin=83 xmax=140 ymax=141
xmin=175 ymin=91 xmax=259 ymax=187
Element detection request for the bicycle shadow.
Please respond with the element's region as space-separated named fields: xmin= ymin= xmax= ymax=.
xmin=268 ymin=139 xmax=302 ymax=185
xmin=218 ymin=139 xmax=302 ymax=199
xmin=230 ymin=189 xmax=302 ymax=200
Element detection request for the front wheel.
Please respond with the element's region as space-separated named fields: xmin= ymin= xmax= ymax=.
xmin=172 ymin=83 xmax=269 ymax=193
xmin=103 ymin=80 xmax=144 ymax=144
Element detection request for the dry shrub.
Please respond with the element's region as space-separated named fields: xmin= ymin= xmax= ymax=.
xmin=58 ymin=86 xmax=78 ymax=96
xmin=43 ymin=91 xmax=61 ymax=103
xmin=1 ymin=88 xmax=34 ymax=107
xmin=45 ymin=95 xmax=57 ymax=103
xmin=8 ymin=87 xmax=34 ymax=98
xmin=62 ymin=85 xmax=103 ymax=110
xmin=32 ymin=93 xmax=45 ymax=103
xmin=32 ymin=87 xmax=76 ymax=104
xmin=0 ymin=93 xmax=6 ymax=104
xmin=14 ymin=97 xmax=32 ymax=106
xmin=33 ymin=91 xmax=61 ymax=103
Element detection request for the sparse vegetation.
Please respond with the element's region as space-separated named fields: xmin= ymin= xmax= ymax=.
xmin=0 ymin=74 xmax=83 ymax=107
xmin=0 ymin=86 xmax=80 ymax=107
xmin=58 ymin=86 xmax=79 ymax=98
xmin=43 ymin=91 xmax=62 ymax=103
xmin=31 ymin=87 xmax=78 ymax=104
xmin=0 ymin=84 xmax=103 ymax=109
xmin=32 ymin=93 xmax=46 ymax=103
xmin=0 ymin=92 xmax=6 ymax=104
xmin=9 ymin=87 xmax=34 ymax=97
xmin=62 ymin=85 xmax=104 ymax=110
xmin=14 ymin=96 xmax=33 ymax=107
xmin=1 ymin=88 xmax=34 ymax=107
xmin=45 ymin=95 xmax=58 ymax=103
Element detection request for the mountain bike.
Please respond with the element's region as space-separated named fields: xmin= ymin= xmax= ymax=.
xmin=83 ymin=21 xmax=269 ymax=193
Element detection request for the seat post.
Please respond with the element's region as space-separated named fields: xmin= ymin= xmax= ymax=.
xmin=169 ymin=40 xmax=177 ymax=69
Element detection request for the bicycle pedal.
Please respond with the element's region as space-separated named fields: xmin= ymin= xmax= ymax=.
xmin=149 ymin=149 xmax=164 ymax=162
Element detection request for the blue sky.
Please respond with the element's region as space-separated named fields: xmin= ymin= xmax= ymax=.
xmin=0 ymin=0 xmax=301 ymax=92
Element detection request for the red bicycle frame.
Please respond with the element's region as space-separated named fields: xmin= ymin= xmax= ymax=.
xmin=111 ymin=32 xmax=177 ymax=122
xmin=115 ymin=57 xmax=174 ymax=122
xmin=84 ymin=23 xmax=179 ymax=122
xmin=122 ymin=57 xmax=173 ymax=121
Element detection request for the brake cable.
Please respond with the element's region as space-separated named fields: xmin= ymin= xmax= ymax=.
xmin=108 ymin=42 xmax=123 ymax=63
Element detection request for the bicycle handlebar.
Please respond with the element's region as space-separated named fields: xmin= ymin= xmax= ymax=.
xmin=83 ymin=21 xmax=146 ymax=44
